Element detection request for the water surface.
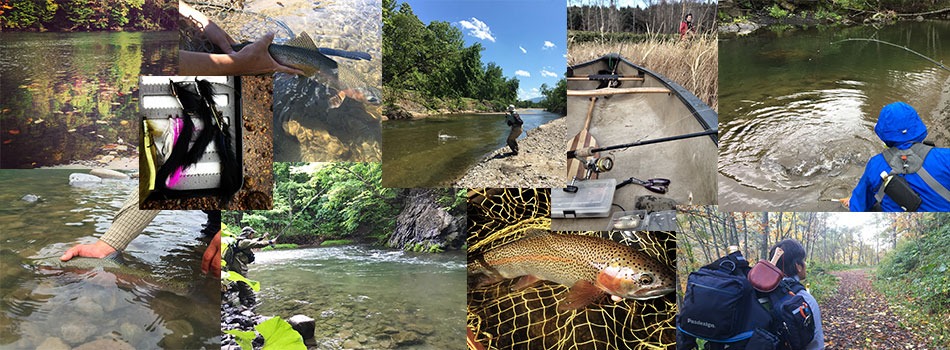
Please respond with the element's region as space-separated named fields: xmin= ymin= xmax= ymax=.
xmin=0 ymin=31 xmax=178 ymax=168
xmin=382 ymin=110 xmax=564 ymax=187
xmin=253 ymin=246 xmax=465 ymax=350
xmin=718 ymin=22 xmax=950 ymax=211
xmin=0 ymin=170 xmax=220 ymax=349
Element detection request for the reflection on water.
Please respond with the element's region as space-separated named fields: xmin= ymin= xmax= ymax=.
xmin=254 ymin=246 xmax=465 ymax=350
xmin=383 ymin=110 xmax=564 ymax=187
xmin=0 ymin=170 xmax=220 ymax=349
xmin=0 ymin=31 xmax=178 ymax=168
xmin=718 ymin=22 xmax=950 ymax=211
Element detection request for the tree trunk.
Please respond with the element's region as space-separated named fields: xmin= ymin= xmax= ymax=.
xmin=760 ymin=212 xmax=769 ymax=260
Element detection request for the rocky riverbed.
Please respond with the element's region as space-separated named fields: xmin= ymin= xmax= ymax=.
xmin=452 ymin=117 xmax=566 ymax=188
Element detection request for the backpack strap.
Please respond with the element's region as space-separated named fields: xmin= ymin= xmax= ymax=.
xmin=875 ymin=143 xmax=950 ymax=208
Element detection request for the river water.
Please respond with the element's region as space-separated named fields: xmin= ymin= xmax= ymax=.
xmin=0 ymin=170 xmax=220 ymax=349
xmin=0 ymin=31 xmax=177 ymax=169
xmin=718 ymin=21 xmax=950 ymax=211
xmin=251 ymin=246 xmax=466 ymax=349
xmin=382 ymin=110 xmax=564 ymax=187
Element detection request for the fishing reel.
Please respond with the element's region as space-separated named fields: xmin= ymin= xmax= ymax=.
xmin=564 ymin=154 xmax=614 ymax=193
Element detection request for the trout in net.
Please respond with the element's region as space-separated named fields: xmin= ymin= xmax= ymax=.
xmin=468 ymin=229 xmax=675 ymax=311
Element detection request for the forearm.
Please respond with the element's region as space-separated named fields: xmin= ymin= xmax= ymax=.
xmin=100 ymin=191 xmax=160 ymax=251
xmin=178 ymin=51 xmax=243 ymax=76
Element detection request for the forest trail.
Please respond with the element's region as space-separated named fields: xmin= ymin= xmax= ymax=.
xmin=823 ymin=269 xmax=930 ymax=350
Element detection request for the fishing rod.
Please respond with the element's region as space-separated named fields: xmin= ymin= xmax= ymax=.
xmin=270 ymin=188 xmax=327 ymax=242
xmin=831 ymin=38 xmax=950 ymax=73
xmin=567 ymin=129 xmax=718 ymax=159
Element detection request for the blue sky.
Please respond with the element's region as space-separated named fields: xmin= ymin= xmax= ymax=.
xmin=407 ymin=0 xmax=567 ymax=100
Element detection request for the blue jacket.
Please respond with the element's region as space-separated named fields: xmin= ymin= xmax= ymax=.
xmin=851 ymin=102 xmax=950 ymax=212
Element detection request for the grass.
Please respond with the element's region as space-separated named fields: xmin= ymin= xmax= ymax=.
xmin=320 ymin=239 xmax=354 ymax=247
xmin=568 ymin=33 xmax=718 ymax=111
xmin=874 ymin=275 xmax=950 ymax=348
xmin=261 ymin=243 xmax=299 ymax=251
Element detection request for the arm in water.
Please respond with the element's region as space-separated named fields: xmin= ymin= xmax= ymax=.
xmin=178 ymin=1 xmax=303 ymax=76
xmin=60 ymin=191 xmax=158 ymax=261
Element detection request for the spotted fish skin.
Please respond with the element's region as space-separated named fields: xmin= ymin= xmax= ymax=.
xmin=469 ymin=230 xmax=674 ymax=308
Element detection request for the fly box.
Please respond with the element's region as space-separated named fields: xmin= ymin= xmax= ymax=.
xmin=552 ymin=178 xmax=616 ymax=218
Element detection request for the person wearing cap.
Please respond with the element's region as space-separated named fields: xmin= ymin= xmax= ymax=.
xmin=847 ymin=102 xmax=950 ymax=211
xmin=224 ymin=226 xmax=275 ymax=306
xmin=504 ymin=105 xmax=524 ymax=155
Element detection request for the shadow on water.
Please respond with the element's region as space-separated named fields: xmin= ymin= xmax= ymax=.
xmin=718 ymin=21 xmax=950 ymax=211
xmin=0 ymin=31 xmax=178 ymax=169
xmin=0 ymin=170 xmax=220 ymax=349
xmin=382 ymin=110 xmax=563 ymax=188
xmin=252 ymin=246 xmax=466 ymax=350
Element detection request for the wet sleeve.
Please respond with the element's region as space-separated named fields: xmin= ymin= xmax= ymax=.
xmin=849 ymin=160 xmax=879 ymax=212
xmin=100 ymin=191 xmax=160 ymax=251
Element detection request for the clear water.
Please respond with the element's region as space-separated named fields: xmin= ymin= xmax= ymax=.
xmin=382 ymin=110 xmax=564 ymax=187
xmin=718 ymin=22 xmax=950 ymax=211
xmin=0 ymin=31 xmax=178 ymax=168
xmin=0 ymin=169 xmax=220 ymax=349
xmin=252 ymin=246 xmax=466 ymax=350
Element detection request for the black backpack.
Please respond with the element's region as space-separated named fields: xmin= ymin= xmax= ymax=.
xmin=223 ymin=238 xmax=254 ymax=267
xmin=677 ymin=251 xmax=815 ymax=350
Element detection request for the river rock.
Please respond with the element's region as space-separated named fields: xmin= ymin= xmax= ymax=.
xmin=75 ymin=295 xmax=104 ymax=318
xmin=342 ymin=339 xmax=362 ymax=349
xmin=339 ymin=329 xmax=354 ymax=339
xmin=35 ymin=337 xmax=71 ymax=350
xmin=160 ymin=319 xmax=194 ymax=349
xmin=118 ymin=322 xmax=142 ymax=346
xmin=378 ymin=340 xmax=393 ymax=349
xmin=287 ymin=314 xmax=315 ymax=341
xmin=391 ymin=331 xmax=422 ymax=346
xmin=387 ymin=188 xmax=465 ymax=250
xmin=407 ymin=323 xmax=434 ymax=335
xmin=20 ymin=194 xmax=39 ymax=202
xmin=381 ymin=326 xmax=399 ymax=334
xmin=356 ymin=334 xmax=368 ymax=343
xmin=72 ymin=338 xmax=134 ymax=350
xmin=68 ymin=173 xmax=102 ymax=187
xmin=89 ymin=169 xmax=129 ymax=180
xmin=61 ymin=323 xmax=97 ymax=345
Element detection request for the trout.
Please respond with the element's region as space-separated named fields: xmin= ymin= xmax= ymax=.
xmin=468 ymin=230 xmax=675 ymax=311
xmin=26 ymin=252 xmax=192 ymax=295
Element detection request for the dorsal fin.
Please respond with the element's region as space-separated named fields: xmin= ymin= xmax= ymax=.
xmin=285 ymin=32 xmax=320 ymax=52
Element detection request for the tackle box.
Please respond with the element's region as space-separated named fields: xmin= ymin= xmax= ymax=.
xmin=551 ymin=178 xmax=616 ymax=218
xmin=138 ymin=76 xmax=243 ymax=203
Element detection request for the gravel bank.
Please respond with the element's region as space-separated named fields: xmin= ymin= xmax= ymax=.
xmin=452 ymin=117 xmax=566 ymax=188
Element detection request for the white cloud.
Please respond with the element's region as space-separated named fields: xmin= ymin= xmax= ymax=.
xmin=518 ymin=88 xmax=542 ymax=100
xmin=519 ymin=46 xmax=527 ymax=54
xmin=531 ymin=88 xmax=539 ymax=92
xmin=515 ymin=70 xmax=531 ymax=77
xmin=458 ymin=17 xmax=495 ymax=42
xmin=540 ymin=69 xmax=558 ymax=78
xmin=543 ymin=41 xmax=556 ymax=49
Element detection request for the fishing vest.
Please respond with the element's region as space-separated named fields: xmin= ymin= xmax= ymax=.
xmin=873 ymin=142 xmax=950 ymax=211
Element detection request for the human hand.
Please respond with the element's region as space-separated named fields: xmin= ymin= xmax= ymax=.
xmin=839 ymin=197 xmax=850 ymax=209
xmin=232 ymin=32 xmax=304 ymax=76
xmin=202 ymin=230 xmax=222 ymax=276
xmin=205 ymin=21 xmax=237 ymax=54
xmin=60 ymin=240 xmax=117 ymax=261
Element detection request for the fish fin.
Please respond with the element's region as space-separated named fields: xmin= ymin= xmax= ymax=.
xmin=470 ymin=273 xmax=503 ymax=289
xmin=557 ymin=280 xmax=605 ymax=311
xmin=317 ymin=47 xmax=372 ymax=61
xmin=511 ymin=275 xmax=542 ymax=291
xmin=285 ymin=32 xmax=321 ymax=52
xmin=522 ymin=228 xmax=550 ymax=239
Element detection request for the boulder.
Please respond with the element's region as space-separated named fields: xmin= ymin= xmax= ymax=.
xmin=35 ymin=337 xmax=71 ymax=350
xmin=89 ymin=169 xmax=129 ymax=180
xmin=73 ymin=338 xmax=134 ymax=350
xmin=287 ymin=315 xmax=315 ymax=341
xmin=391 ymin=331 xmax=422 ymax=346
xmin=387 ymin=188 xmax=465 ymax=250
xmin=342 ymin=339 xmax=362 ymax=349
xmin=20 ymin=194 xmax=39 ymax=202
xmin=68 ymin=173 xmax=102 ymax=187
xmin=61 ymin=323 xmax=97 ymax=345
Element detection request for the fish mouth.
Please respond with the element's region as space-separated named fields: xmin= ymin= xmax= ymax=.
xmin=627 ymin=287 xmax=675 ymax=300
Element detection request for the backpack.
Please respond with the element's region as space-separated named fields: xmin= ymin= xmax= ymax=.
xmin=873 ymin=142 xmax=950 ymax=211
xmin=223 ymin=238 xmax=254 ymax=267
xmin=506 ymin=112 xmax=523 ymax=127
xmin=677 ymin=251 xmax=815 ymax=350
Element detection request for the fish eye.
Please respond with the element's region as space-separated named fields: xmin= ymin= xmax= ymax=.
xmin=639 ymin=274 xmax=654 ymax=285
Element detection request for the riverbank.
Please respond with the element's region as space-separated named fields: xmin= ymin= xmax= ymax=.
xmin=934 ymin=75 xmax=950 ymax=147
xmin=452 ymin=116 xmax=566 ymax=188
xmin=383 ymin=88 xmax=508 ymax=120
xmin=719 ymin=1 xmax=950 ymax=34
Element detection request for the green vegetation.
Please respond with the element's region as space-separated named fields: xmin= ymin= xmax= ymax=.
xmin=225 ymin=317 xmax=306 ymax=350
xmin=720 ymin=0 xmax=947 ymax=23
xmin=768 ymin=4 xmax=789 ymax=18
xmin=320 ymin=240 xmax=353 ymax=247
xmin=383 ymin=0 xmax=520 ymax=113
xmin=262 ymin=243 xmax=299 ymax=251
xmin=0 ymin=0 xmax=177 ymax=31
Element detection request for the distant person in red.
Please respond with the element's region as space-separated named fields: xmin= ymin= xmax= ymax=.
xmin=679 ymin=13 xmax=696 ymax=40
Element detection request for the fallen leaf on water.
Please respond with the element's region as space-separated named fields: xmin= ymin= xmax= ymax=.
xmin=9 ymin=130 xmax=19 ymax=135
xmin=95 ymin=120 xmax=108 ymax=124
xmin=2 ymin=140 xmax=12 ymax=144
xmin=67 ymin=129 xmax=76 ymax=133
xmin=96 ymin=135 xmax=104 ymax=139
xmin=120 ymin=120 xmax=128 ymax=125
xmin=1 ymin=109 xmax=8 ymax=113
xmin=34 ymin=119 xmax=44 ymax=124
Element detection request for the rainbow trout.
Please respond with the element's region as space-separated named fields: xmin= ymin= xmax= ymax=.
xmin=468 ymin=230 xmax=675 ymax=310
xmin=232 ymin=32 xmax=372 ymax=108
xmin=28 ymin=253 xmax=192 ymax=295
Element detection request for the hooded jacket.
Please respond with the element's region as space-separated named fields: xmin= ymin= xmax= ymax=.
xmin=850 ymin=102 xmax=950 ymax=211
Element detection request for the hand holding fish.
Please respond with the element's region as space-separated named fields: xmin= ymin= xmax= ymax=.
xmin=232 ymin=32 xmax=305 ymax=76
xmin=60 ymin=239 xmax=116 ymax=261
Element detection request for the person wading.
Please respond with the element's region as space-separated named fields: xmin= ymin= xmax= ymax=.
xmin=223 ymin=226 xmax=275 ymax=307
xmin=505 ymin=105 xmax=524 ymax=155
xmin=847 ymin=102 xmax=950 ymax=212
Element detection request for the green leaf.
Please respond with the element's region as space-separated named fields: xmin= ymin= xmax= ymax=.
xmin=255 ymin=317 xmax=307 ymax=350
xmin=222 ymin=271 xmax=261 ymax=292
xmin=223 ymin=329 xmax=257 ymax=350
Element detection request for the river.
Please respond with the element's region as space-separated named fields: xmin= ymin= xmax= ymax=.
xmin=382 ymin=110 xmax=564 ymax=187
xmin=251 ymin=246 xmax=466 ymax=349
xmin=718 ymin=21 xmax=950 ymax=211
xmin=0 ymin=31 xmax=177 ymax=169
xmin=0 ymin=170 xmax=220 ymax=348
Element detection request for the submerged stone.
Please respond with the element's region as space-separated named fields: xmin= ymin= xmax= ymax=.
xmin=73 ymin=338 xmax=134 ymax=350
xmin=35 ymin=336 xmax=70 ymax=350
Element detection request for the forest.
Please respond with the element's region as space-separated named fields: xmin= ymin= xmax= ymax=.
xmin=382 ymin=0 xmax=521 ymax=112
xmin=567 ymin=0 xmax=717 ymax=35
xmin=0 ymin=0 xmax=177 ymax=31
xmin=677 ymin=207 xmax=950 ymax=348
xmin=221 ymin=163 xmax=466 ymax=251
xmin=718 ymin=0 xmax=950 ymax=23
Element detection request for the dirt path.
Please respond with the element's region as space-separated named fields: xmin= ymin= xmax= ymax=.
xmin=823 ymin=269 xmax=930 ymax=349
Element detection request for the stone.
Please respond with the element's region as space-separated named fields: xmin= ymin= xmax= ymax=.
xmin=35 ymin=337 xmax=71 ymax=350
xmin=73 ymin=338 xmax=134 ymax=350
xmin=381 ymin=326 xmax=399 ymax=334
xmin=356 ymin=334 xmax=368 ymax=343
xmin=160 ymin=319 xmax=194 ymax=349
xmin=118 ymin=322 xmax=142 ymax=346
xmin=287 ymin=314 xmax=315 ymax=341
xmin=61 ymin=323 xmax=97 ymax=345
xmin=20 ymin=194 xmax=39 ymax=202
xmin=68 ymin=173 xmax=102 ymax=187
xmin=407 ymin=324 xmax=434 ymax=335
xmin=98 ymin=155 xmax=115 ymax=164
xmin=391 ymin=331 xmax=422 ymax=346
xmin=342 ymin=339 xmax=361 ymax=349
xmin=75 ymin=295 xmax=104 ymax=318
xmin=89 ymin=169 xmax=129 ymax=180
xmin=378 ymin=340 xmax=393 ymax=349
xmin=339 ymin=329 xmax=354 ymax=339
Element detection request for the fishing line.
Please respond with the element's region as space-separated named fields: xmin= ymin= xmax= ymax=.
xmin=831 ymin=38 xmax=950 ymax=73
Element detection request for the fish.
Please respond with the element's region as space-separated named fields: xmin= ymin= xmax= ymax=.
xmin=468 ymin=230 xmax=675 ymax=311
xmin=27 ymin=253 xmax=192 ymax=295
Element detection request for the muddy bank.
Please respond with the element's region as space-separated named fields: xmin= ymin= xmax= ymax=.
xmin=933 ymin=76 xmax=950 ymax=147
xmin=452 ymin=117 xmax=566 ymax=188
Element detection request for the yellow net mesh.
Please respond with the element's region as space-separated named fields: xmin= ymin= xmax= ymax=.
xmin=467 ymin=188 xmax=677 ymax=350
